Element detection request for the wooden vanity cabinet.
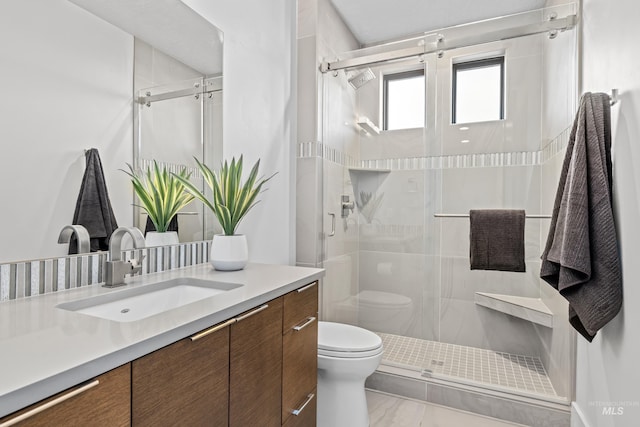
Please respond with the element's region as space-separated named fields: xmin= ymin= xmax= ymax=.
xmin=229 ymin=297 xmax=284 ymax=427
xmin=2 ymin=280 xmax=319 ymax=427
xmin=282 ymin=281 xmax=318 ymax=426
xmin=0 ymin=364 xmax=130 ymax=427
xmin=131 ymin=319 xmax=231 ymax=427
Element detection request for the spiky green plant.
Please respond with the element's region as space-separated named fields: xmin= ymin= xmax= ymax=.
xmin=174 ymin=156 xmax=276 ymax=236
xmin=122 ymin=161 xmax=195 ymax=232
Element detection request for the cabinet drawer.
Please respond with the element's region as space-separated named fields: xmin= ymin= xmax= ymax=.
xmin=282 ymin=315 xmax=317 ymax=424
xmin=0 ymin=364 xmax=130 ymax=427
xmin=230 ymin=297 xmax=283 ymax=427
xmin=132 ymin=322 xmax=230 ymax=427
xmin=282 ymin=391 xmax=316 ymax=427
xmin=283 ymin=281 xmax=318 ymax=333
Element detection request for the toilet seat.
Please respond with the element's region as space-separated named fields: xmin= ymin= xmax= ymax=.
xmin=318 ymin=321 xmax=383 ymax=358
xmin=356 ymin=290 xmax=412 ymax=309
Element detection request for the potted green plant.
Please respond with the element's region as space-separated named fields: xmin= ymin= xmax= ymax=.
xmin=123 ymin=161 xmax=194 ymax=247
xmin=174 ymin=156 xmax=275 ymax=270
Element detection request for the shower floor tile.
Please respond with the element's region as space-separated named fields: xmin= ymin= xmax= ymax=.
xmin=376 ymin=332 xmax=559 ymax=398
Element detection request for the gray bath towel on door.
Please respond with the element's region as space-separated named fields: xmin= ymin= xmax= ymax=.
xmin=71 ymin=148 xmax=119 ymax=253
xmin=469 ymin=209 xmax=526 ymax=272
xmin=540 ymin=92 xmax=622 ymax=342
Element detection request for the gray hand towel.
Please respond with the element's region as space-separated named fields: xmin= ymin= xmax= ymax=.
xmin=540 ymin=92 xmax=622 ymax=342
xmin=71 ymin=149 xmax=119 ymax=253
xmin=469 ymin=209 xmax=526 ymax=272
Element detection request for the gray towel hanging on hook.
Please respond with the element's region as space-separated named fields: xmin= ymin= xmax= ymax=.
xmin=540 ymin=92 xmax=622 ymax=342
xmin=70 ymin=148 xmax=119 ymax=253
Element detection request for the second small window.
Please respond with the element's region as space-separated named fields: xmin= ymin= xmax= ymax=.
xmin=452 ymin=57 xmax=504 ymax=124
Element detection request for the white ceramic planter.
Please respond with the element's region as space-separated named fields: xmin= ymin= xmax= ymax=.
xmin=145 ymin=231 xmax=179 ymax=247
xmin=210 ymin=234 xmax=248 ymax=271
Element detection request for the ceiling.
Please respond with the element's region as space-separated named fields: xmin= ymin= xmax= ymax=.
xmin=69 ymin=0 xmax=223 ymax=75
xmin=330 ymin=0 xmax=547 ymax=45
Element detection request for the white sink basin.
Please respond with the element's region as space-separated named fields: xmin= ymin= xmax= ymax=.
xmin=57 ymin=278 xmax=242 ymax=322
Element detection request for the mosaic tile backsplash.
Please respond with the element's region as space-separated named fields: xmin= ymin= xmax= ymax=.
xmin=0 ymin=240 xmax=211 ymax=302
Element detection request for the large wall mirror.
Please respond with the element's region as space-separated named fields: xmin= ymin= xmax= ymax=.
xmin=0 ymin=0 xmax=222 ymax=263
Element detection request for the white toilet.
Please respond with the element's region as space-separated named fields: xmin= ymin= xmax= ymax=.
xmin=317 ymin=321 xmax=383 ymax=427
xmin=335 ymin=290 xmax=414 ymax=335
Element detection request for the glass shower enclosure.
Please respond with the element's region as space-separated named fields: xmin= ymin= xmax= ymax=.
xmin=297 ymin=4 xmax=578 ymax=405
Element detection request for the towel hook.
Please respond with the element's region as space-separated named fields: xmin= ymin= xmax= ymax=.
xmin=610 ymin=89 xmax=619 ymax=106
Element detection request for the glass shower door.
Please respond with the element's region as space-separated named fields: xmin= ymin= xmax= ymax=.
xmin=318 ymin=66 xmax=360 ymax=325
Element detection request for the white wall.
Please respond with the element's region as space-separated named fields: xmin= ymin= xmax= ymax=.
xmin=182 ymin=0 xmax=297 ymax=265
xmin=0 ymin=0 xmax=134 ymax=262
xmin=573 ymin=0 xmax=640 ymax=425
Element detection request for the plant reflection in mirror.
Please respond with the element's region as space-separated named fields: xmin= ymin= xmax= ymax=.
xmin=123 ymin=161 xmax=195 ymax=232
xmin=356 ymin=191 xmax=384 ymax=224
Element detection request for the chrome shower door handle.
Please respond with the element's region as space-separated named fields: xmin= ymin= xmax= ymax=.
xmin=328 ymin=213 xmax=336 ymax=237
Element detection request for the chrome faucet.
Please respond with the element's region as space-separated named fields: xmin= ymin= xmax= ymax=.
xmin=104 ymin=227 xmax=146 ymax=288
xmin=58 ymin=225 xmax=91 ymax=254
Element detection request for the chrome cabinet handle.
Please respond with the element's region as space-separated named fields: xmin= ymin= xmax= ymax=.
xmin=190 ymin=318 xmax=236 ymax=341
xmin=328 ymin=213 xmax=336 ymax=236
xmin=291 ymin=393 xmax=315 ymax=416
xmin=293 ymin=316 xmax=316 ymax=332
xmin=0 ymin=380 xmax=100 ymax=427
xmin=296 ymin=282 xmax=317 ymax=293
xmin=235 ymin=304 xmax=269 ymax=322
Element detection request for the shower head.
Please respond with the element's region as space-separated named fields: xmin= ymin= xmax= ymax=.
xmin=348 ymin=68 xmax=376 ymax=90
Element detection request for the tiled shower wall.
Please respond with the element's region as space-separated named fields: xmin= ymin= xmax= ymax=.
xmin=0 ymin=240 xmax=211 ymax=302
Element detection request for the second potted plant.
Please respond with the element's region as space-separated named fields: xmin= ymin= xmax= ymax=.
xmin=175 ymin=156 xmax=275 ymax=271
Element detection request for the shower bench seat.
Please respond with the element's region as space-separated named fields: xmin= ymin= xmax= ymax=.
xmin=474 ymin=292 xmax=553 ymax=328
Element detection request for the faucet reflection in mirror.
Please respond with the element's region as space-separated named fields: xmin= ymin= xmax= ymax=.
xmin=57 ymin=225 xmax=91 ymax=255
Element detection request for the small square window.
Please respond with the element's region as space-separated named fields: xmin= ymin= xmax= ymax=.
xmin=452 ymin=57 xmax=504 ymax=124
xmin=383 ymin=69 xmax=425 ymax=131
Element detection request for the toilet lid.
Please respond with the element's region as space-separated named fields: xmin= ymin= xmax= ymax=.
xmin=318 ymin=321 xmax=383 ymax=354
xmin=357 ymin=290 xmax=412 ymax=308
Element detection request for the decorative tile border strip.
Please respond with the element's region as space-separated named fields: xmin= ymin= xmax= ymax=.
xmin=297 ymin=142 xmax=359 ymax=168
xmin=0 ymin=240 xmax=211 ymax=302
xmin=298 ymin=128 xmax=570 ymax=170
xmin=540 ymin=127 xmax=571 ymax=164
xmin=138 ymin=158 xmax=202 ymax=178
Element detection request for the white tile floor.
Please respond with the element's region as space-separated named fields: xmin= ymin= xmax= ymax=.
xmin=367 ymin=390 xmax=527 ymax=427
xmin=377 ymin=333 xmax=558 ymax=397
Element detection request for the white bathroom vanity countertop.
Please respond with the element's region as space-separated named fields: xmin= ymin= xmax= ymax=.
xmin=0 ymin=262 xmax=324 ymax=418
